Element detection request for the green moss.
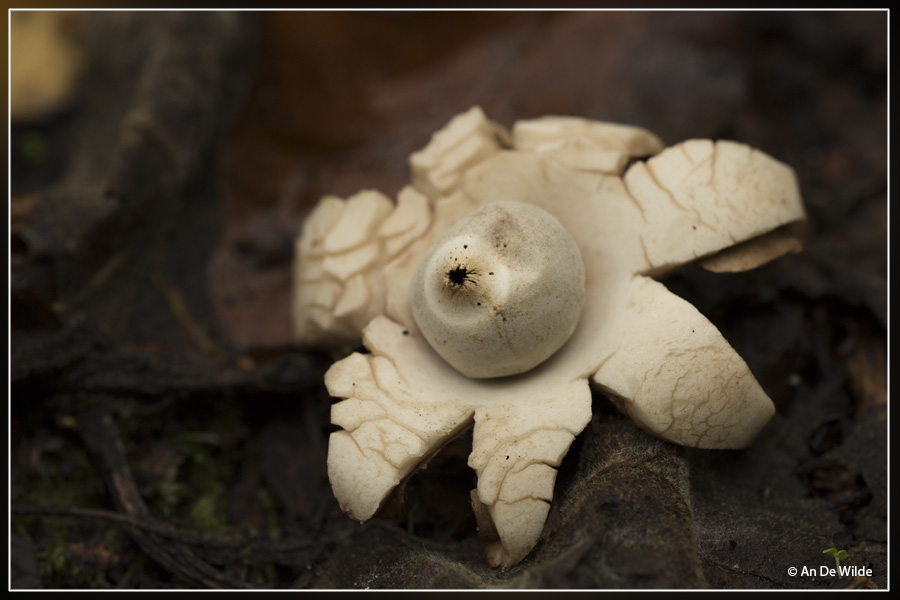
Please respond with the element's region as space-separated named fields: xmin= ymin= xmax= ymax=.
xmin=12 ymin=393 xmax=273 ymax=587
xmin=257 ymin=487 xmax=282 ymax=539
xmin=11 ymin=435 xmax=133 ymax=588
xmin=19 ymin=130 xmax=48 ymax=166
xmin=187 ymin=485 xmax=227 ymax=533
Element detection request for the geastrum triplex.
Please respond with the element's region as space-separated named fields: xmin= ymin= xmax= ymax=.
xmin=292 ymin=107 xmax=805 ymax=568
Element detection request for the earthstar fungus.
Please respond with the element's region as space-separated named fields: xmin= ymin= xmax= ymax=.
xmin=292 ymin=107 xmax=806 ymax=568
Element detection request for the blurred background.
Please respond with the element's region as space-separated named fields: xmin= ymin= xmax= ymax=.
xmin=11 ymin=11 xmax=886 ymax=589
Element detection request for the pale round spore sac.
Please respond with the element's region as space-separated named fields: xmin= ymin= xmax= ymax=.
xmin=409 ymin=201 xmax=586 ymax=378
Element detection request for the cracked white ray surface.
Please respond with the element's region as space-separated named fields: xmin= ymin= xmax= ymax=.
xmin=326 ymin=314 xmax=592 ymax=566
xmin=293 ymin=108 xmax=806 ymax=567
xmin=292 ymin=186 xmax=434 ymax=346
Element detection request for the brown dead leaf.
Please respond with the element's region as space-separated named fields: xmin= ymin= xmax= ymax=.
xmin=845 ymin=337 xmax=887 ymax=411
xmin=67 ymin=540 xmax=121 ymax=569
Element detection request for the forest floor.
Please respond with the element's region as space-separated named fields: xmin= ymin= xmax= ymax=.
xmin=11 ymin=11 xmax=887 ymax=590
